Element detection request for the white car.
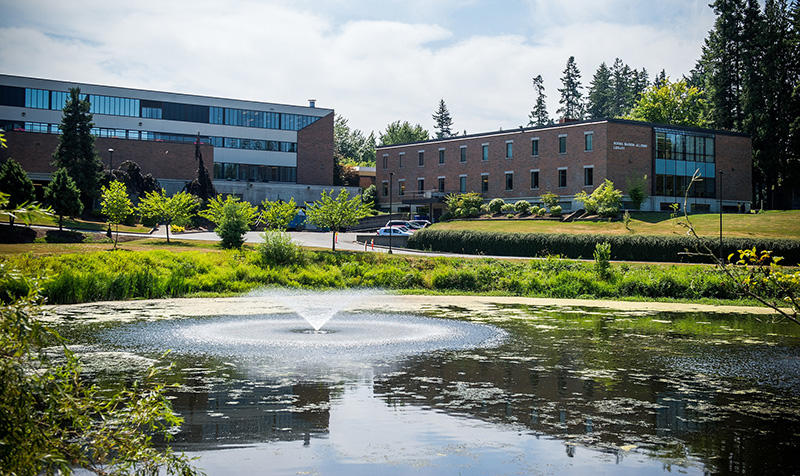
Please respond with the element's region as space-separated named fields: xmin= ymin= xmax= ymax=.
xmin=408 ymin=220 xmax=431 ymax=229
xmin=376 ymin=226 xmax=413 ymax=236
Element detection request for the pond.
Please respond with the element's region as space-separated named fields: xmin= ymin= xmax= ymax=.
xmin=51 ymin=293 xmax=800 ymax=476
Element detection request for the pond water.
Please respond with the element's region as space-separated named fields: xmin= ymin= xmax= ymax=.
xmin=52 ymin=294 xmax=800 ymax=476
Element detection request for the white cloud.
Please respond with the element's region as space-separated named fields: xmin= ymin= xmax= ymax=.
xmin=0 ymin=0 xmax=717 ymax=136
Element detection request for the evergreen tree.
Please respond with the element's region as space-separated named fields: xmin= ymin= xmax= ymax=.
xmin=609 ymin=58 xmax=638 ymax=117
xmin=654 ymin=69 xmax=668 ymax=87
xmin=528 ymin=75 xmax=551 ymax=126
xmin=0 ymin=158 xmax=35 ymax=225
xmin=587 ymin=63 xmax=613 ymax=119
xmin=52 ymin=88 xmax=103 ymax=211
xmin=43 ymin=168 xmax=83 ymax=231
xmin=702 ymin=0 xmax=747 ymax=130
xmin=432 ymin=99 xmax=454 ymax=139
xmin=183 ymin=133 xmax=216 ymax=202
xmin=557 ymin=56 xmax=585 ymax=120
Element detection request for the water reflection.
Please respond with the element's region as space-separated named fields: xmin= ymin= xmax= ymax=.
xmin=55 ymin=300 xmax=800 ymax=476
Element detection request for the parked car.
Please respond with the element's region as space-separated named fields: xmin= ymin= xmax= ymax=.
xmin=385 ymin=220 xmax=414 ymax=230
xmin=376 ymin=226 xmax=413 ymax=236
xmin=408 ymin=220 xmax=431 ymax=229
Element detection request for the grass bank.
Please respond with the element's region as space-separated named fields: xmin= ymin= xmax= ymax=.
xmin=0 ymin=246 xmax=775 ymax=307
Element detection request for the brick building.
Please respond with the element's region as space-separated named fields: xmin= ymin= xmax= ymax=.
xmin=0 ymin=74 xmax=344 ymax=205
xmin=376 ymin=118 xmax=751 ymax=220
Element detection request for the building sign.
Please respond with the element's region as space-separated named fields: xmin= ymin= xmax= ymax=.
xmin=612 ymin=141 xmax=648 ymax=150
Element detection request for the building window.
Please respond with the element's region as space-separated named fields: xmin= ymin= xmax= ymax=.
xmin=531 ymin=170 xmax=540 ymax=189
xmin=382 ymin=154 xmax=388 ymax=170
xmin=505 ymin=141 xmax=513 ymax=159
xmin=505 ymin=172 xmax=514 ymax=191
xmin=482 ymin=144 xmax=489 ymax=161
xmin=459 ymin=175 xmax=467 ymax=193
xmin=25 ymin=88 xmax=49 ymax=109
xmin=418 ymin=178 xmax=425 ymax=192
xmin=531 ymin=138 xmax=539 ymax=156
xmin=438 ymin=177 xmax=446 ymax=192
xmin=559 ymin=135 xmax=567 ymax=154
xmin=655 ymin=128 xmax=716 ymax=198
xmin=558 ymin=168 xmax=567 ymax=188
xmin=460 ymin=146 xmax=467 ymax=163
xmin=481 ymin=174 xmax=489 ymax=193
xmin=584 ymin=166 xmax=594 ymax=186
xmin=382 ymin=181 xmax=389 ymax=197
xmin=419 ymin=151 xmax=425 ymax=167
xmin=398 ymin=180 xmax=405 ymax=196
xmin=585 ymin=132 xmax=593 ymax=151
xmin=399 ymin=153 xmax=405 ymax=168
xmin=439 ymin=148 xmax=445 ymax=165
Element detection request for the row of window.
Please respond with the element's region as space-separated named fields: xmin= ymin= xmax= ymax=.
xmin=212 ymin=163 xmax=297 ymax=183
xmin=382 ymin=167 xmax=595 ymax=196
xmin=655 ymin=174 xmax=716 ymax=198
xmin=382 ymin=133 xmax=594 ymax=169
xmin=1 ymin=120 xmax=298 ymax=152
xmin=655 ymin=129 xmax=715 ymax=163
xmin=1 ymin=85 xmax=321 ymax=132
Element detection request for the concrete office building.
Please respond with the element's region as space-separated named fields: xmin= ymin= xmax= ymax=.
xmin=376 ymin=118 xmax=752 ymax=220
xmin=0 ymin=74 xmax=341 ymax=205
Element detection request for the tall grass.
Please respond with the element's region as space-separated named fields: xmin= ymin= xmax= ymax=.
xmin=0 ymin=248 xmax=774 ymax=305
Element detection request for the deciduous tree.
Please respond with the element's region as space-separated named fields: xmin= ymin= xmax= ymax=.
xmin=304 ymin=189 xmax=371 ymax=251
xmin=100 ymin=180 xmax=133 ymax=249
xmin=379 ymin=120 xmax=429 ymax=146
xmin=259 ymin=197 xmax=298 ymax=231
xmin=200 ymin=195 xmax=258 ymax=249
xmin=626 ymin=79 xmax=707 ymax=127
xmin=138 ymin=189 xmax=199 ymax=243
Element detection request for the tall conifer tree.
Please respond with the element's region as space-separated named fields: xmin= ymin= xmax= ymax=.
xmin=557 ymin=56 xmax=585 ymax=120
xmin=432 ymin=99 xmax=454 ymax=139
xmin=528 ymin=75 xmax=551 ymax=126
xmin=52 ymin=88 xmax=103 ymax=211
xmin=587 ymin=63 xmax=613 ymax=119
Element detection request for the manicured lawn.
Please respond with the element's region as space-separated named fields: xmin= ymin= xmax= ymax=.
xmin=22 ymin=215 xmax=152 ymax=234
xmin=431 ymin=210 xmax=800 ymax=239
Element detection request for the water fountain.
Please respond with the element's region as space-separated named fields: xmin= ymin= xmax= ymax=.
xmin=53 ymin=292 xmax=800 ymax=476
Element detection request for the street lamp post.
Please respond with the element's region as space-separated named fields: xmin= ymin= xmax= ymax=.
xmin=389 ymin=172 xmax=394 ymax=254
xmin=718 ymin=170 xmax=724 ymax=260
xmin=108 ymin=148 xmax=114 ymax=170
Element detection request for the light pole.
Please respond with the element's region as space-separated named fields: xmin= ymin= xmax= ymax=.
xmin=718 ymin=170 xmax=724 ymax=260
xmin=108 ymin=148 xmax=114 ymax=170
xmin=389 ymin=172 xmax=394 ymax=254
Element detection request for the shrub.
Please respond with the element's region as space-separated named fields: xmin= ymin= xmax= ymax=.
xmin=514 ymin=200 xmax=531 ymax=214
xmin=537 ymin=207 xmax=546 ymax=217
xmin=501 ymin=203 xmax=514 ymax=213
xmin=257 ymin=230 xmax=305 ymax=266
xmin=445 ymin=192 xmax=484 ymax=218
xmin=170 ymin=225 xmax=185 ymax=234
xmin=575 ymin=179 xmax=622 ymax=218
xmin=540 ymin=192 xmax=559 ymax=209
xmin=530 ymin=205 xmax=540 ymax=216
xmin=550 ymin=205 xmax=562 ymax=217
xmin=488 ymin=198 xmax=505 ymax=213
xmin=594 ymin=241 xmax=612 ymax=280
xmin=506 ymin=213 xmax=515 ymax=219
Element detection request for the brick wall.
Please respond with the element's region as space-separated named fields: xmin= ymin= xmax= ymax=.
xmin=296 ymin=111 xmax=334 ymax=185
xmin=0 ymin=130 xmax=206 ymax=182
xmin=716 ymin=134 xmax=752 ymax=202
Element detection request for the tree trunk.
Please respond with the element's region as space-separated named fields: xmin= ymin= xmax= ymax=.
xmin=166 ymin=222 xmax=171 ymax=243
xmin=59 ymin=215 xmax=63 ymax=231
xmin=331 ymin=231 xmax=336 ymax=251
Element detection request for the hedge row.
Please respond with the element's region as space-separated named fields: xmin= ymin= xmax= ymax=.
xmin=407 ymin=229 xmax=800 ymax=264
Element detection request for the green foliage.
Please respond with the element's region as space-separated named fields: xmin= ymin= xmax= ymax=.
xmin=432 ymin=99 xmax=455 ymax=139
xmin=0 ymin=158 xmax=35 ymax=225
xmin=593 ymin=241 xmax=612 ymax=280
xmin=304 ymin=189 xmax=372 ymax=251
xmin=623 ymin=210 xmax=632 ymax=231
xmin=514 ymin=200 xmax=531 ymax=214
xmin=528 ymin=75 xmax=551 ymax=126
xmin=444 ymin=192 xmax=483 ymax=218
xmin=557 ymin=56 xmax=585 ymax=120
xmin=407 ymin=228 xmax=800 ymax=264
xmin=334 ymin=114 xmax=376 ymax=165
xmin=43 ymin=168 xmax=83 ymax=231
xmin=626 ymin=78 xmax=707 ymax=127
xmin=550 ymin=205 xmax=563 ymax=217
xmin=488 ymin=198 xmax=505 ymax=214
xmin=379 ymin=120 xmax=429 ymax=146
xmin=0 ymin=266 xmax=201 ymax=476
xmin=361 ymin=184 xmax=378 ymax=210
xmin=101 ymin=181 xmax=134 ymax=249
xmin=199 ymin=195 xmax=257 ymax=250
xmin=540 ymin=192 xmax=559 ymax=209
xmin=259 ymin=197 xmax=298 ymax=231
xmin=52 ymin=88 xmax=103 ymax=209
xmin=257 ymin=230 xmax=305 ymax=266
xmin=138 ymin=189 xmax=199 ymax=243
xmin=574 ymin=179 xmax=623 ymax=218
xmin=501 ymin=203 xmax=515 ymax=213
xmin=626 ymin=175 xmax=648 ymax=210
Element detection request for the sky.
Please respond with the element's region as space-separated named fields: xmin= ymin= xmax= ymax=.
xmin=0 ymin=0 xmax=717 ymax=137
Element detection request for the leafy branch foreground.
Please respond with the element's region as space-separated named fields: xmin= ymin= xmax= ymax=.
xmin=0 ymin=266 xmax=202 ymax=476
xmin=2 ymin=247 xmax=794 ymax=308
